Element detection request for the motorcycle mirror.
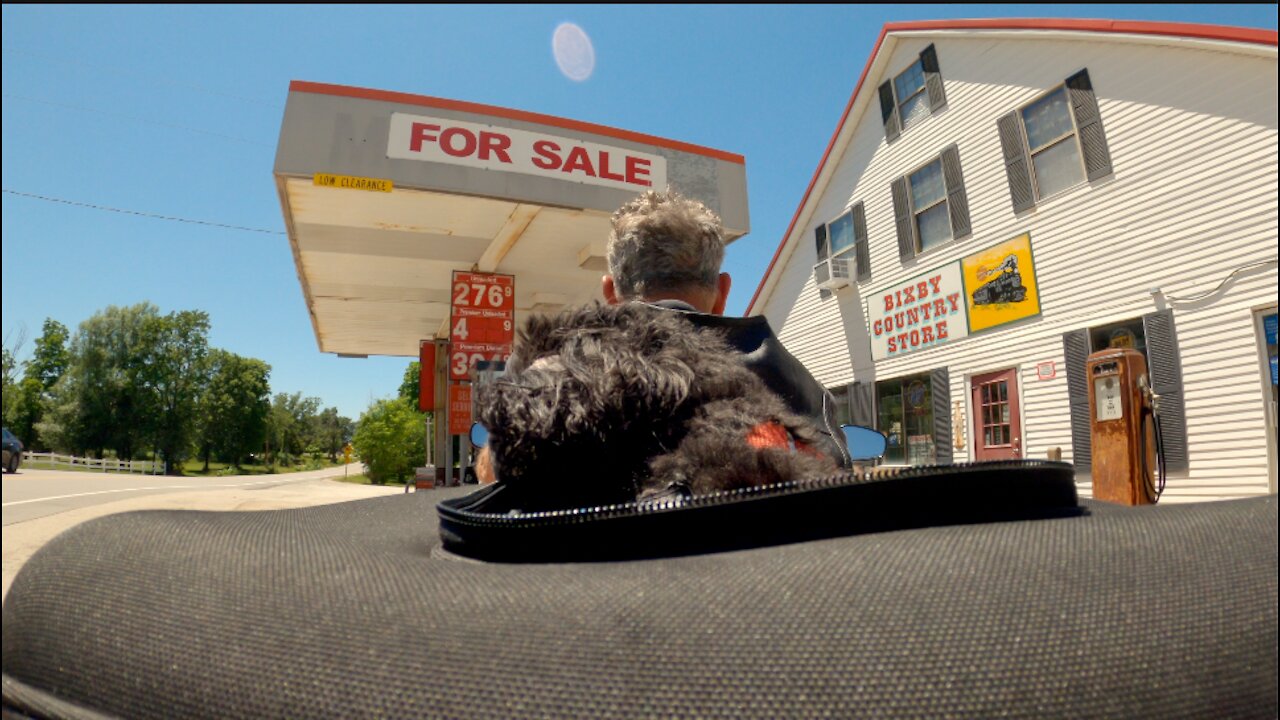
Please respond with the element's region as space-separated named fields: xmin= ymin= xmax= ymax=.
xmin=841 ymin=425 xmax=887 ymax=461
xmin=469 ymin=422 xmax=489 ymax=449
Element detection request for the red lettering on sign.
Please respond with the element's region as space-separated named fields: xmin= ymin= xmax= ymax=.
xmin=532 ymin=140 xmax=561 ymax=169
xmin=907 ymin=307 xmax=919 ymax=326
xmin=561 ymin=146 xmax=595 ymax=176
xmin=884 ymin=294 xmax=895 ymax=312
xmin=929 ymin=275 xmax=943 ymax=295
xmin=934 ymin=299 xmax=946 ymax=317
xmin=479 ymin=131 xmax=512 ymax=163
xmin=903 ymin=285 xmax=916 ymax=304
xmin=626 ymin=156 xmax=652 ymax=187
xmin=597 ymin=151 xmax=625 ymax=181
xmin=440 ymin=127 xmax=476 ymax=157
xmin=922 ymin=326 xmax=935 ymax=344
xmin=917 ymin=281 xmax=929 ymax=301
xmin=947 ymin=293 xmax=961 ymax=313
xmin=872 ymin=319 xmax=882 ymax=336
xmin=410 ymin=123 xmax=440 ymax=152
xmin=937 ymin=320 xmax=949 ymax=339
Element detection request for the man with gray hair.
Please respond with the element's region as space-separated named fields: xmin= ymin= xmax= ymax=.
xmin=602 ymin=189 xmax=852 ymax=467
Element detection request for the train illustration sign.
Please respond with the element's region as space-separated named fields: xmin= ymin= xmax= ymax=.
xmin=961 ymin=233 xmax=1041 ymax=333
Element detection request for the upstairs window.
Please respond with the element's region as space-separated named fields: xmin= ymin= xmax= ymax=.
xmin=813 ymin=203 xmax=871 ymax=298
xmin=878 ymin=44 xmax=947 ymax=144
xmin=890 ymin=144 xmax=971 ymax=262
xmin=998 ymin=69 xmax=1114 ymax=213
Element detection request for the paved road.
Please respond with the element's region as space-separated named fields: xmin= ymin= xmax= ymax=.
xmin=2 ymin=463 xmax=412 ymax=603
xmin=2 ymin=465 xmax=368 ymax=525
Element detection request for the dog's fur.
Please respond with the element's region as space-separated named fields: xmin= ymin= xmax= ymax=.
xmin=475 ymin=303 xmax=837 ymax=511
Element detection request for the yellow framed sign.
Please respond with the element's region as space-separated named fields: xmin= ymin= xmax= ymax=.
xmin=961 ymin=233 xmax=1041 ymax=333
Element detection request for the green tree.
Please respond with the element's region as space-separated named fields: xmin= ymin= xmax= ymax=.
xmin=313 ymin=406 xmax=354 ymax=462
xmin=353 ymin=397 xmax=425 ymax=484
xmin=11 ymin=319 xmax=71 ymax=449
xmin=196 ymin=350 xmax=271 ymax=470
xmin=264 ymin=392 xmax=321 ymax=467
xmin=1 ymin=326 xmax=27 ymax=426
xmin=42 ymin=304 xmax=157 ymax=457
xmin=399 ymin=361 xmax=421 ymax=409
xmin=138 ymin=310 xmax=210 ymax=472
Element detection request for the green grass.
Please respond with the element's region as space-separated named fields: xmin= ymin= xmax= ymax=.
xmin=20 ymin=456 xmax=351 ymax=477
xmin=333 ymin=472 xmax=410 ymax=487
xmin=179 ymin=458 xmax=347 ymax=477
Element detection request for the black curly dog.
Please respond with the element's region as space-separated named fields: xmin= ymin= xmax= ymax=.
xmin=475 ymin=302 xmax=837 ymax=512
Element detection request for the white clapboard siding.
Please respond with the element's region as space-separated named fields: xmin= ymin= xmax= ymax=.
xmin=764 ymin=31 xmax=1277 ymax=501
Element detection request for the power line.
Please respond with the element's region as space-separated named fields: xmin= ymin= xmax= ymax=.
xmin=2 ymin=190 xmax=286 ymax=236
xmin=2 ymin=94 xmax=273 ymax=147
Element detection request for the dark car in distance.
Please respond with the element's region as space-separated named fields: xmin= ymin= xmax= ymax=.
xmin=3 ymin=427 xmax=23 ymax=473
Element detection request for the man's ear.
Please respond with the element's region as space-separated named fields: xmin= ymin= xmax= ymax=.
xmin=602 ymin=275 xmax=622 ymax=305
xmin=711 ymin=272 xmax=732 ymax=315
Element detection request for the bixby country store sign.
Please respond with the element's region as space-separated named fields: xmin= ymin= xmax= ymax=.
xmin=868 ymin=263 xmax=968 ymax=361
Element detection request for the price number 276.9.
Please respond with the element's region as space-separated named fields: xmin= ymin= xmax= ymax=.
xmin=453 ymin=282 xmax=512 ymax=309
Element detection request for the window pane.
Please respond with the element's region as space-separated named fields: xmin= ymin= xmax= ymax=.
xmin=829 ymin=211 xmax=855 ymax=255
xmin=876 ymin=382 xmax=904 ymax=464
xmin=909 ymin=160 xmax=945 ymax=208
xmin=894 ymin=61 xmax=925 ymax=104
xmin=831 ymin=387 xmax=851 ymax=426
xmin=1032 ymin=138 xmax=1085 ymax=199
xmin=900 ymin=92 xmax=929 ymax=129
xmin=1022 ymin=87 xmax=1074 ymax=151
xmin=903 ymin=378 xmax=935 ymax=466
xmin=916 ymin=202 xmax=952 ymax=251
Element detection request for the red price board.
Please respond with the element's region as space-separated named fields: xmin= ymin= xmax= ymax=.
xmin=450 ymin=271 xmax=515 ymax=381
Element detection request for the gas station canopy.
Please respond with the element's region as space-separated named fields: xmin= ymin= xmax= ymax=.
xmin=273 ymin=81 xmax=750 ymax=358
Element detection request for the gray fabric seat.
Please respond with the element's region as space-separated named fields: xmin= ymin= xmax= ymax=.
xmin=3 ymin=488 xmax=1276 ymax=719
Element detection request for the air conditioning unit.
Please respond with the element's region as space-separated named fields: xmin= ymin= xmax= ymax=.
xmin=814 ymin=257 xmax=853 ymax=291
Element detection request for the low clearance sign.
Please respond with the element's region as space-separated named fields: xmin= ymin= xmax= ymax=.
xmin=867 ymin=263 xmax=969 ymax=361
xmin=387 ymin=112 xmax=668 ymax=192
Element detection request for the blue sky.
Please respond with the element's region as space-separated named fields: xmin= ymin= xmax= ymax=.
xmin=3 ymin=4 xmax=1275 ymax=421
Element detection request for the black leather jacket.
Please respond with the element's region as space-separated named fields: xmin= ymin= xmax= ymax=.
xmin=648 ymin=300 xmax=851 ymax=467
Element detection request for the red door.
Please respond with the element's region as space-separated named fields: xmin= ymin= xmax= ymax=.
xmin=971 ymin=369 xmax=1022 ymax=461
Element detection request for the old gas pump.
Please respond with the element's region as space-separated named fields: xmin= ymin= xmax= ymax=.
xmin=1087 ymin=348 xmax=1165 ymax=505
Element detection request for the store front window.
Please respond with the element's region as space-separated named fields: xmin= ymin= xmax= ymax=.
xmin=876 ymin=375 xmax=935 ymax=465
xmin=1089 ymin=317 xmax=1146 ymax=356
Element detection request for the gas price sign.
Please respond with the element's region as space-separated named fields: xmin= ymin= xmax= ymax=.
xmin=450 ymin=271 xmax=515 ymax=381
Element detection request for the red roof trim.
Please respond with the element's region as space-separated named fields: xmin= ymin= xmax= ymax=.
xmin=744 ymin=18 xmax=1276 ymax=315
xmin=288 ymin=81 xmax=746 ymax=165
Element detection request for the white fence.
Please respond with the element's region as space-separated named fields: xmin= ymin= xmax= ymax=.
xmin=24 ymin=452 xmax=164 ymax=475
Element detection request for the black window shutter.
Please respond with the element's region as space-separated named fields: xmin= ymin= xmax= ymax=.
xmin=920 ymin=44 xmax=947 ymax=111
xmin=930 ymin=368 xmax=952 ymax=465
xmin=878 ymin=81 xmax=901 ymax=144
xmin=851 ymin=202 xmax=871 ymax=281
xmin=1065 ymin=69 xmax=1114 ymax=181
xmin=940 ymin=144 xmax=971 ymax=239
xmin=1062 ymin=329 xmax=1092 ymax=473
xmin=815 ymin=224 xmax=831 ymax=300
xmin=997 ymin=111 xmax=1036 ymax=213
xmin=1143 ymin=310 xmax=1189 ymax=472
xmin=851 ymin=381 xmax=874 ymax=427
xmin=891 ymin=176 xmax=916 ymax=262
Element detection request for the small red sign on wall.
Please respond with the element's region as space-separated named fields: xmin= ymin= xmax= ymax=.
xmin=1036 ymin=361 xmax=1057 ymax=381
xmin=448 ymin=384 xmax=472 ymax=435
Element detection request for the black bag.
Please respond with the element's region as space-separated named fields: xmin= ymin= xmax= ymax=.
xmin=4 ymin=461 xmax=1276 ymax=719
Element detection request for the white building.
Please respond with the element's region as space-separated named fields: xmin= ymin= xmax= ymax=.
xmin=747 ymin=19 xmax=1278 ymax=501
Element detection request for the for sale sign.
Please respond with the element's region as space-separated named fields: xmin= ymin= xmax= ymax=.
xmin=450 ymin=271 xmax=515 ymax=381
xmin=388 ymin=113 xmax=667 ymax=192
